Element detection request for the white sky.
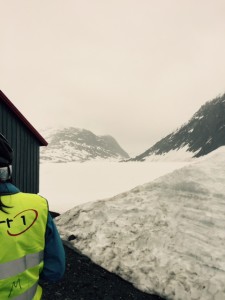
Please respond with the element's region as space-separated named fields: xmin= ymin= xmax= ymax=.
xmin=1 ymin=0 xmax=225 ymax=156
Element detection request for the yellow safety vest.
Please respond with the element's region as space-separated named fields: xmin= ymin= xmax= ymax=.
xmin=0 ymin=192 xmax=48 ymax=300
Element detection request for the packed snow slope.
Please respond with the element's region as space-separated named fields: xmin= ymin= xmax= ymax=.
xmin=56 ymin=147 xmax=225 ymax=300
xmin=131 ymin=93 xmax=225 ymax=162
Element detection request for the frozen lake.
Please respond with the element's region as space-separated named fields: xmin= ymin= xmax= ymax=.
xmin=40 ymin=161 xmax=188 ymax=213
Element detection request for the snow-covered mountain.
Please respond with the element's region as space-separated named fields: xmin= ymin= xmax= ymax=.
xmin=56 ymin=147 xmax=225 ymax=300
xmin=40 ymin=127 xmax=129 ymax=163
xmin=131 ymin=93 xmax=225 ymax=161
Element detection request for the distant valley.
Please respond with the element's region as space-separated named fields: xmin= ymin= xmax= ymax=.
xmin=41 ymin=93 xmax=225 ymax=163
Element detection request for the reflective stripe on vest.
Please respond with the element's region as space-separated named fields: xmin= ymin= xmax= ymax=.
xmin=0 ymin=251 xmax=44 ymax=280
xmin=13 ymin=282 xmax=38 ymax=300
xmin=0 ymin=192 xmax=48 ymax=300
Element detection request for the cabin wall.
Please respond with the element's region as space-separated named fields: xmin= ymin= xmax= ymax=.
xmin=0 ymin=101 xmax=40 ymax=193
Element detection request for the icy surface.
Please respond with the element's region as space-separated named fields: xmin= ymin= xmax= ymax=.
xmin=56 ymin=147 xmax=225 ymax=300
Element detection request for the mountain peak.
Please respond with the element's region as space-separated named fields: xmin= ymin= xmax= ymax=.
xmin=41 ymin=127 xmax=129 ymax=163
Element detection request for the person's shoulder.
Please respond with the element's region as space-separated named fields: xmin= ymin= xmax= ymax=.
xmin=18 ymin=192 xmax=49 ymax=207
xmin=19 ymin=192 xmax=47 ymax=200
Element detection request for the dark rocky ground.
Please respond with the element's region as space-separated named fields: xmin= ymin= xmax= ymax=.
xmin=40 ymin=245 xmax=165 ymax=300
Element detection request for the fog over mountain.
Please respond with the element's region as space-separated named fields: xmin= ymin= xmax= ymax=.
xmin=131 ymin=93 xmax=225 ymax=161
xmin=41 ymin=127 xmax=129 ymax=163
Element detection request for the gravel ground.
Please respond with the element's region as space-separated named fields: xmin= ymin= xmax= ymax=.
xmin=40 ymin=245 xmax=165 ymax=300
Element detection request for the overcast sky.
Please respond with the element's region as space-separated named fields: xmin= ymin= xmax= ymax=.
xmin=1 ymin=0 xmax=225 ymax=156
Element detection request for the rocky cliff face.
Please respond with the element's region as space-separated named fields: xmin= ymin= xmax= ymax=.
xmin=131 ymin=93 xmax=225 ymax=161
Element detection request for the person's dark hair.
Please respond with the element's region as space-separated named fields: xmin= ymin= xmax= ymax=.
xmin=0 ymin=134 xmax=13 ymax=213
xmin=0 ymin=134 xmax=13 ymax=167
xmin=0 ymin=134 xmax=13 ymax=183
xmin=0 ymin=197 xmax=12 ymax=213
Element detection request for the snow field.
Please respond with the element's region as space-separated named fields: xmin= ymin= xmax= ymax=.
xmin=40 ymin=161 xmax=187 ymax=213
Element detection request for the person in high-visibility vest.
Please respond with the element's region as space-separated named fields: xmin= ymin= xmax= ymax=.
xmin=0 ymin=134 xmax=65 ymax=300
